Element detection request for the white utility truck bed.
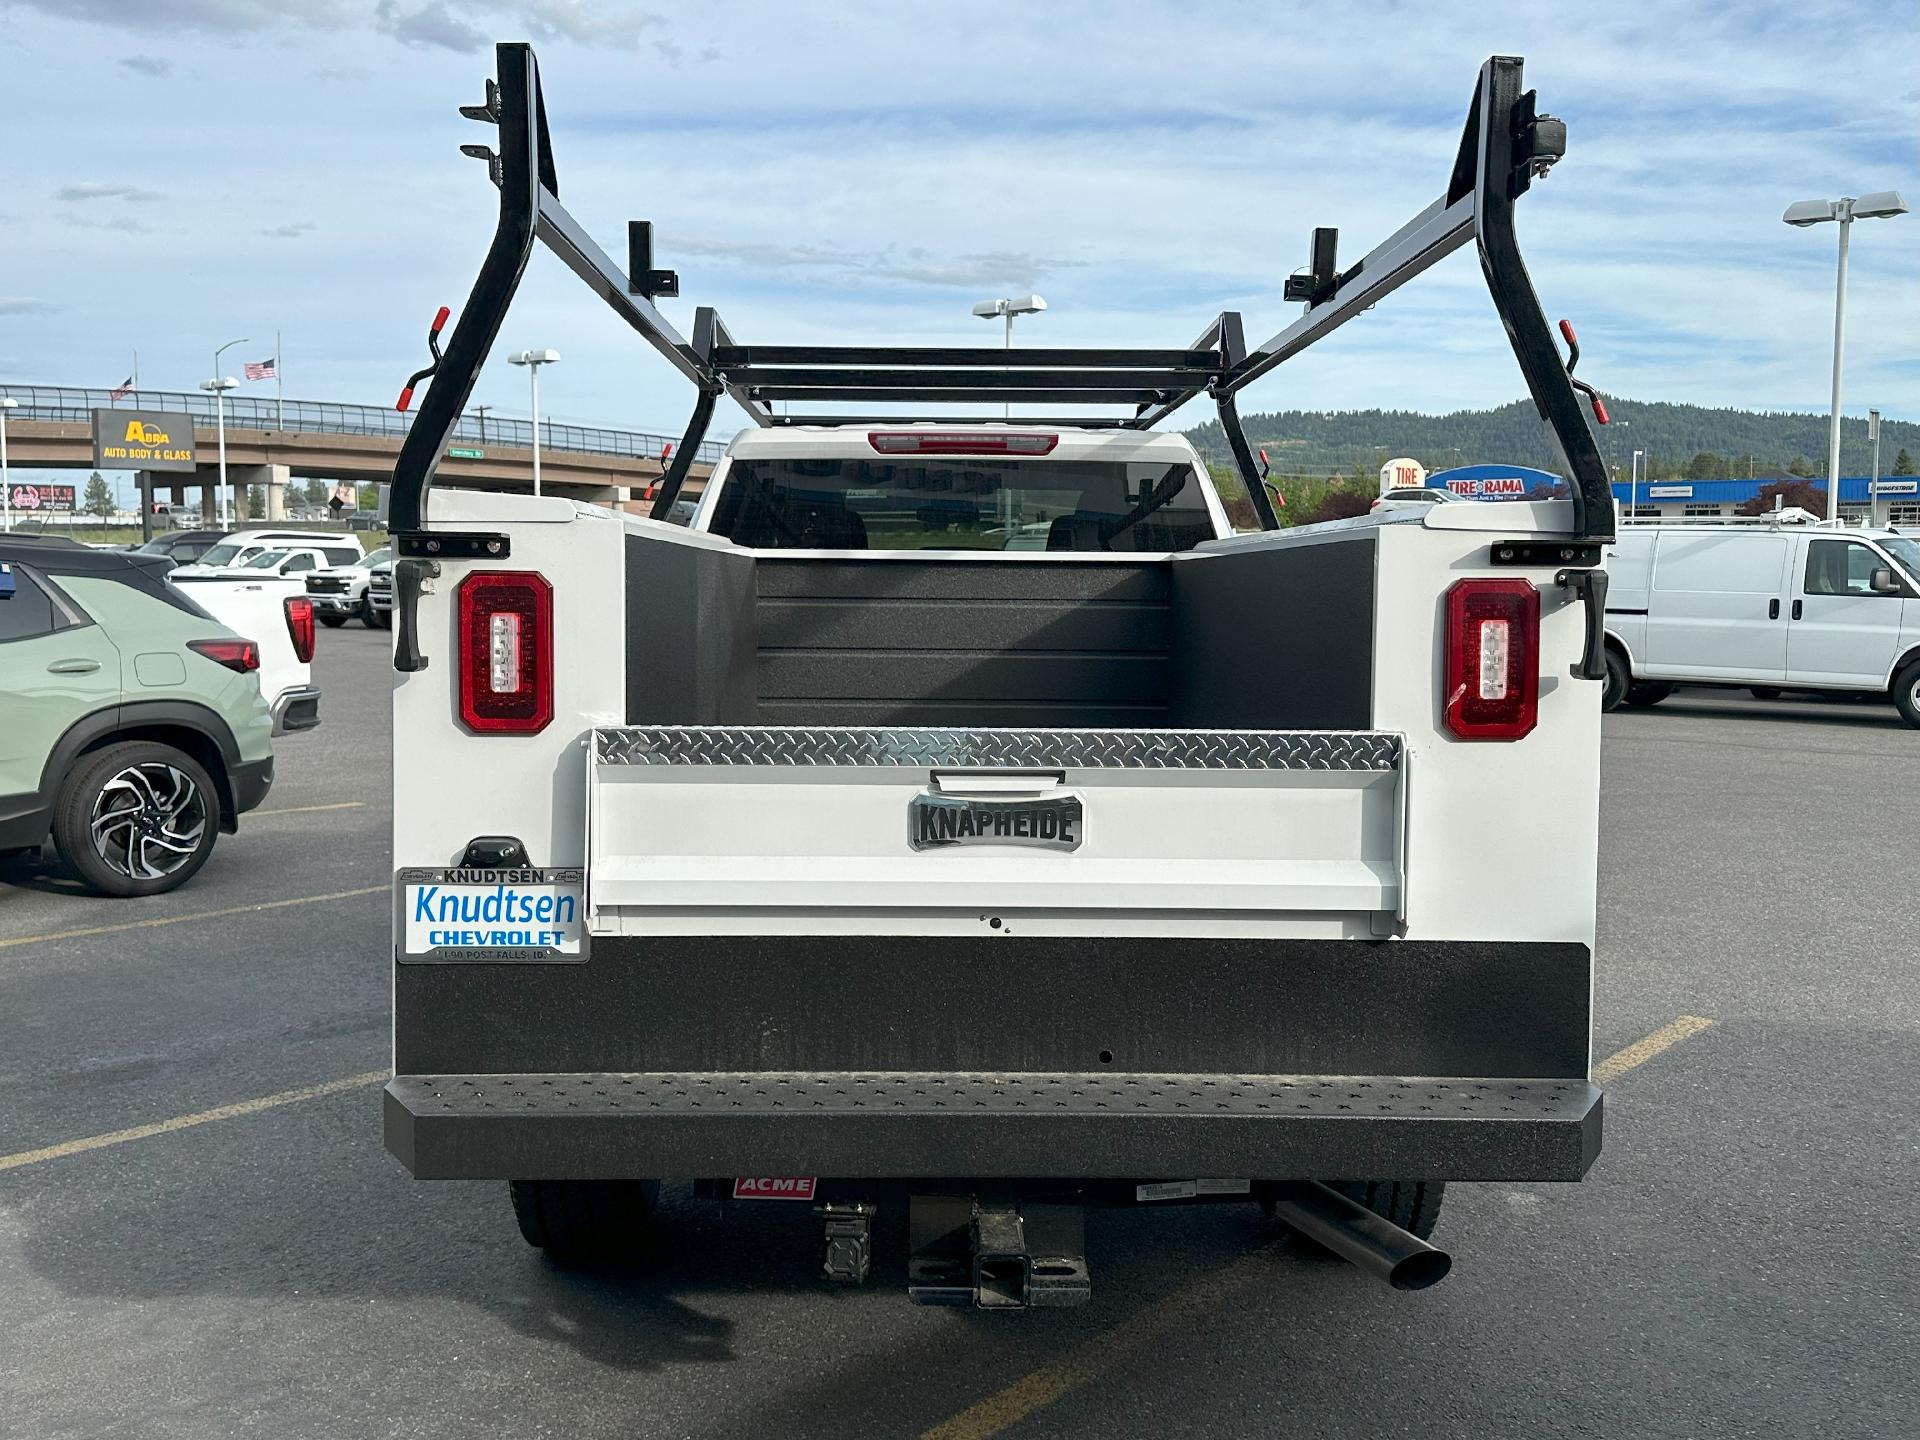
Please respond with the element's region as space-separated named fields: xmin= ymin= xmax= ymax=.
xmin=379 ymin=43 xmax=1619 ymax=1305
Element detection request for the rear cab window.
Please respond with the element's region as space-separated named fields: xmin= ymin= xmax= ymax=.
xmin=710 ymin=455 xmax=1216 ymax=553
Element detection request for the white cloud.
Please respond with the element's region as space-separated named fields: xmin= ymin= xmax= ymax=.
xmin=54 ymin=182 xmax=162 ymax=203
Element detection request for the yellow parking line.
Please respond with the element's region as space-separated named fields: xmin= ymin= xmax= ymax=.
xmin=254 ymin=801 xmax=368 ymax=817
xmin=0 ymin=884 xmax=385 ymax=951
xmin=1593 ymin=1015 xmax=1714 ymax=1082
xmin=920 ymin=1012 xmax=1718 ymax=1439
xmin=919 ymin=1246 xmax=1281 ymax=1440
xmin=0 ymin=1070 xmax=389 ymax=1173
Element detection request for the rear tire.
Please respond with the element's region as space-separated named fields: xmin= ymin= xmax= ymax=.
xmin=318 ymin=612 xmax=348 ymax=628
xmin=1623 ymin=682 xmax=1673 ymax=708
xmin=51 ymin=741 xmax=221 ymax=897
xmin=509 ymin=1179 xmax=660 ymax=1258
xmin=1749 ymin=686 xmax=1782 ymax=701
xmin=1892 ymin=659 xmax=1920 ymax=730
xmin=1601 ymin=648 xmax=1630 ymax=712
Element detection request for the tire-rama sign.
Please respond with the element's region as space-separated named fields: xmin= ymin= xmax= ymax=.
xmin=90 ymin=409 xmax=198 ymax=471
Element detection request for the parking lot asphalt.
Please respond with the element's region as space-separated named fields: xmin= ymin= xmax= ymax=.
xmin=2 ymin=631 xmax=1916 ymax=1439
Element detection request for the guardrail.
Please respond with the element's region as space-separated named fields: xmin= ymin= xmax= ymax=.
xmin=0 ymin=383 xmax=725 ymax=465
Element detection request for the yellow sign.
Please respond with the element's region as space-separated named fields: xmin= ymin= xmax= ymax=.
xmin=90 ymin=408 xmax=198 ymax=471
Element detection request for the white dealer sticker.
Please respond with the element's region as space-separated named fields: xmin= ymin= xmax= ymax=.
xmin=396 ymin=867 xmax=585 ymax=964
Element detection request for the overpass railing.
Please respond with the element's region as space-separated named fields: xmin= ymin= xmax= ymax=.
xmin=0 ymin=384 xmax=725 ymax=465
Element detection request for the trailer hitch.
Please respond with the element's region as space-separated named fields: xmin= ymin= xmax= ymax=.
xmin=908 ymin=1194 xmax=1091 ymax=1309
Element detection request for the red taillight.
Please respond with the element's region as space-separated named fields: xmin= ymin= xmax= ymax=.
xmin=456 ymin=571 xmax=553 ymax=734
xmin=188 ymin=638 xmax=260 ymax=673
xmin=868 ymin=431 xmax=1057 ymax=456
xmin=284 ymin=596 xmax=316 ymax=663
xmin=1443 ymin=579 xmax=1539 ymax=741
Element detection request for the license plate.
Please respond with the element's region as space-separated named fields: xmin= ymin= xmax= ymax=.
xmin=396 ymin=866 xmax=585 ymax=964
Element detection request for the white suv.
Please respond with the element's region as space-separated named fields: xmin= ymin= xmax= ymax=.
xmin=171 ymin=530 xmax=364 ymax=578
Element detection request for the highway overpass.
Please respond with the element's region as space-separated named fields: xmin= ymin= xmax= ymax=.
xmin=0 ymin=384 xmax=718 ymax=524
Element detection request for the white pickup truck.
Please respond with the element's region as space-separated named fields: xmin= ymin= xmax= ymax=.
xmin=168 ymin=574 xmax=320 ymax=735
xmin=379 ymin=44 xmax=1618 ymax=1306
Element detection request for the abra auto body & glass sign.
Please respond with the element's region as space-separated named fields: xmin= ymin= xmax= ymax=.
xmin=90 ymin=409 xmax=198 ymax=471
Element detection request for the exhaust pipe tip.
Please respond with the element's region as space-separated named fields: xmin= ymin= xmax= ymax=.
xmin=1388 ymin=1248 xmax=1452 ymax=1291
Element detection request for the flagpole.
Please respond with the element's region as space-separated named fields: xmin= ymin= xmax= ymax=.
xmin=275 ymin=331 xmax=283 ymax=429
xmin=132 ymin=350 xmax=139 ymax=393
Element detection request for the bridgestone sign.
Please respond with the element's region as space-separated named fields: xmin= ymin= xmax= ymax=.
xmin=91 ymin=409 xmax=198 ymax=471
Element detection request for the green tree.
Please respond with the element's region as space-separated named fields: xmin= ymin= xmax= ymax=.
xmin=357 ymin=484 xmax=380 ymax=513
xmin=1895 ymin=448 xmax=1915 ymax=477
xmin=245 ymin=485 xmax=265 ymax=519
xmin=1682 ymin=452 xmax=1726 ymax=481
xmin=1787 ymin=456 xmax=1814 ymax=478
xmin=83 ymin=471 xmax=114 ymax=526
xmin=304 ymin=477 xmax=330 ymax=505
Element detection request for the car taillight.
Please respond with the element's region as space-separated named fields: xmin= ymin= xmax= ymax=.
xmin=868 ymin=431 xmax=1057 ymax=456
xmin=1443 ymin=578 xmax=1539 ymax=741
xmin=284 ymin=596 xmax=315 ymax=663
xmin=188 ymin=638 xmax=260 ymax=673
xmin=456 ymin=571 xmax=553 ymax=734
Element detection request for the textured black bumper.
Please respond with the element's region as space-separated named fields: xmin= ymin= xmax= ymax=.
xmin=229 ymin=756 xmax=274 ymax=817
xmin=384 ymin=1070 xmax=1603 ymax=1183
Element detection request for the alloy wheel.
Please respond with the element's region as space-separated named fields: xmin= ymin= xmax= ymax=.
xmin=88 ymin=763 xmax=208 ymax=881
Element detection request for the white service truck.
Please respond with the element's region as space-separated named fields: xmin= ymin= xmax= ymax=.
xmin=380 ymin=44 xmax=1618 ymax=1305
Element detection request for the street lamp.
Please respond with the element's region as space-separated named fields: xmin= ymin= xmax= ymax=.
xmin=199 ymin=375 xmax=240 ymax=528
xmin=1783 ymin=191 xmax=1907 ymax=522
xmin=507 ymin=349 xmax=560 ymax=496
xmin=0 ymin=395 xmax=17 ymax=533
xmin=972 ymin=295 xmax=1046 ymax=419
xmin=205 ymin=337 xmax=249 ymax=528
xmin=1630 ymin=449 xmax=1645 ymax=519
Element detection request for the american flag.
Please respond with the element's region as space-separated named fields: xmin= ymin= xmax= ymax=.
xmin=244 ymin=357 xmax=277 ymax=381
xmin=109 ymin=375 xmax=134 ymax=400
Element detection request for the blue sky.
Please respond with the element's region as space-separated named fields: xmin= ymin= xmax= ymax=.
xmin=1 ymin=0 xmax=1915 ymax=464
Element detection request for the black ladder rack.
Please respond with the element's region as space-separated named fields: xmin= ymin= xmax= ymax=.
xmin=389 ymin=43 xmax=1614 ymax=547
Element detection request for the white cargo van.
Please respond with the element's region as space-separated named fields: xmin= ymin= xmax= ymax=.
xmin=1603 ymin=521 xmax=1920 ymax=725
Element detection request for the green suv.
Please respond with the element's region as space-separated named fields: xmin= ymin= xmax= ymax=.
xmin=0 ymin=537 xmax=274 ymax=896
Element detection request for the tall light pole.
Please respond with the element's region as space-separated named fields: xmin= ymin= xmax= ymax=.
xmin=1630 ymin=449 xmax=1645 ymax=518
xmin=0 ymin=396 xmax=16 ymax=533
xmin=507 ymin=349 xmax=560 ymax=496
xmin=206 ymin=337 xmax=249 ymax=528
xmin=199 ymin=376 xmax=240 ymax=527
xmin=1783 ymin=191 xmax=1907 ymax=522
xmin=1868 ymin=407 xmax=1883 ymax=526
xmin=972 ymin=295 xmax=1047 ymax=420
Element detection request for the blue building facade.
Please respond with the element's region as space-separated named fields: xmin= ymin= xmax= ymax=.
xmin=1425 ymin=465 xmax=1920 ymax=523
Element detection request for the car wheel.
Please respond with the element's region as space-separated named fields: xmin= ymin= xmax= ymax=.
xmin=318 ymin=612 xmax=348 ymax=629
xmin=372 ymin=609 xmax=392 ymax=630
xmin=1601 ymin=648 xmax=1629 ymax=712
xmin=359 ymin=598 xmax=377 ymax=627
xmin=1749 ymin=686 xmax=1782 ymax=701
xmin=1622 ymin=682 xmax=1673 ymax=708
xmin=52 ymin=741 xmax=221 ymax=897
xmin=1892 ymin=659 xmax=1920 ymax=730
xmin=509 ymin=1179 xmax=660 ymax=1258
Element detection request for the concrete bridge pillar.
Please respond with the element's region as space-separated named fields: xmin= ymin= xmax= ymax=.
xmin=228 ymin=463 xmax=292 ymax=521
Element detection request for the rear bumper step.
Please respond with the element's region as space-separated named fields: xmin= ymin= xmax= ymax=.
xmin=384 ymin=1071 xmax=1601 ymax=1182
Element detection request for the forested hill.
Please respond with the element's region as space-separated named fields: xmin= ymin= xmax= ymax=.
xmin=1181 ymin=397 xmax=1920 ymax=480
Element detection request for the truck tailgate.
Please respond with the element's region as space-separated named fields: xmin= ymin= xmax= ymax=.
xmin=587 ymin=726 xmax=1404 ymax=926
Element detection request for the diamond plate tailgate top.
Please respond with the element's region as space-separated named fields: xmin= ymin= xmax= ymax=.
xmin=586 ymin=725 xmax=1406 ymax=927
